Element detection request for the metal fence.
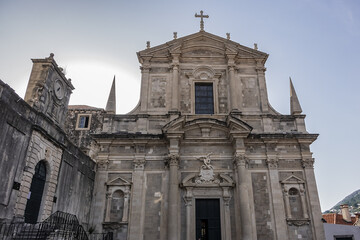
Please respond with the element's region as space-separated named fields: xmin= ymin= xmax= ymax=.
xmin=0 ymin=211 xmax=112 ymax=240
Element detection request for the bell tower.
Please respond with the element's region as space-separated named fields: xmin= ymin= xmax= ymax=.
xmin=24 ymin=53 xmax=74 ymax=128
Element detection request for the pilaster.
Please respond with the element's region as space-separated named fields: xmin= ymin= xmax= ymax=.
xmin=299 ymin=140 xmax=325 ymax=240
xmin=128 ymin=148 xmax=146 ymax=240
xmin=226 ymin=51 xmax=238 ymax=110
xmin=255 ymin=59 xmax=269 ymax=112
xmin=171 ymin=53 xmax=180 ymax=111
xmin=140 ymin=57 xmax=151 ymax=112
xmin=265 ymin=141 xmax=289 ymax=239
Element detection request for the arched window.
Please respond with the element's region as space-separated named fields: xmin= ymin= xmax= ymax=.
xmin=24 ymin=161 xmax=47 ymax=223
xmin=110 ymin=190 xmax=124 ymax=222
xmin=288 ymin=188 xmax=303 ymax=219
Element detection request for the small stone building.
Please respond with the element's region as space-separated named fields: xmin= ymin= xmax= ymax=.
xmin=0 ymin=22 xmax=326 ymax=239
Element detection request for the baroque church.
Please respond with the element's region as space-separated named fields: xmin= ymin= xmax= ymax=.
xmin=0 ymin=12 xmax=325 ymax=240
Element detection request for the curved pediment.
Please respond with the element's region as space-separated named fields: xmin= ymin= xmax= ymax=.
xmin=181 ymin=173 xmax=234 ymax=188
xmin=162 ymin=115 xmax=252 ymax=140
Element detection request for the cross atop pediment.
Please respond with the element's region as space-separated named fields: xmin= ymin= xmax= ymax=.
xmin=195 ymin=10 xmax=209 ymax=32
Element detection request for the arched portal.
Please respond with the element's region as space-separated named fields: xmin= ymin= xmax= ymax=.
xmin=24 ymin=160 xmax=47 ymax=223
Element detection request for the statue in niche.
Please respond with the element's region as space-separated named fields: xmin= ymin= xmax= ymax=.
xmin=196 ymin=153 xmax=219 ymax=184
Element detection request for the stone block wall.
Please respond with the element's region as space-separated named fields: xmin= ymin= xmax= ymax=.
xmin=0 ymin=80 xmax=95 ymax=226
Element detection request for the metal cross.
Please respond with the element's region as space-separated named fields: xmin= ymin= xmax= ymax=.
xmin=195 ymin=10 xmax=209 ymax=32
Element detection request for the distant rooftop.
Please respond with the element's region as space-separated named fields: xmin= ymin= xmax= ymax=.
xmin=322 ymin=213 xmax=359 ymax=226
xmin=68 ymin=105 xmax=104 ymax=111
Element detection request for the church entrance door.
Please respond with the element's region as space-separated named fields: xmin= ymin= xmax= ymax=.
xmin=24 ymin=161 xmax=47 ymax=223
xmin=196 ymin=199 xmax=221 ymax=240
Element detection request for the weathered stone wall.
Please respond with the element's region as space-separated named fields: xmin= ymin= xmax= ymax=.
xmin=251 ymin=172 xmax=274 ymax=240
xmin=0 ymin=80 xmax=95 ymax=225
xmin=65 ymin=107 xmax=105 ymax=155
xmin=0 ymin=81 xmax=32 ymax=222
xmin=52 ymin=143 xmax=95 ymax=227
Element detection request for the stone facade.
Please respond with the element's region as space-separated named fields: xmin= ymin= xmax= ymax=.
xmin=0 ymin=27 xmax=325 ymax=239
xmin=64 ymin=30 xmax=324 ymax=239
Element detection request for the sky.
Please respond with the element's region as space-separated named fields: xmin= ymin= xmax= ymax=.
xmin=0 ymin=0 xmax=359 ymax=211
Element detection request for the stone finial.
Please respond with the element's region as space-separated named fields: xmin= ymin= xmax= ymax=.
xmin=47 ymin=53 xmax=54 ymax=60
xmin=146 ymin=41 xmax=150 ymax=49
xmin=105 ymin=76 xmax=116 ymax=114
xmin=290 ymin=78 xmax=303 ymax=115
xmin=254 ymin=43 xmax=258 ymax=50
xmin=173 ymin=32 xmax=177 ymax=39
xmin=226 ymin=33 xmax=230 ymax=40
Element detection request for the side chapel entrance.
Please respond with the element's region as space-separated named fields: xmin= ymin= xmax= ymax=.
xmin=196 ymin=199 xmax=221 ymax=240
xmin=24 ymin=160 xmax=47 ymax=223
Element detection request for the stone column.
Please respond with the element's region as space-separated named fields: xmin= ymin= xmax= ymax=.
xmin=171 ymin=53 xmax=180 ymax=111
xmin=299 ymin=185 xmax=309 ymax=219
xmin=140 ymin=58 xmax=151 ymax=112
xmin=166 ymin=153 xmax=179 ymax=240
xmin=104 ymin=192 xmax=112 ymax=222
xmin=122 ymin=186 xmax=130 ymax=222
xmin=255 ymin=60 xmax=269 ymax=112
xmin=283 ymin=187 xmax=292 ymax=219
xmin=128 ymin=157 xmax=146 ymax=240
xmin=233 ymin=152 xmax=254 ymax=239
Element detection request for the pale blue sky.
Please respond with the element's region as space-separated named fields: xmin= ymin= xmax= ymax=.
xmin=1 ymin=0 xmax=359 ymax=211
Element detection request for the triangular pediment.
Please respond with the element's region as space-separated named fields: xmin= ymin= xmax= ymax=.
xmin=281 ymin=174 xmax=305 ymax=184
xmin=137 ymin=31 xmax=268 ymax=63
xmin=106 ymin=176 xmax=132 ymax=186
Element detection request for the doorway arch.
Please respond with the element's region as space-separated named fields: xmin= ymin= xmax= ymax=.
xmin=24 ymin=160 xmax=47 ymax=223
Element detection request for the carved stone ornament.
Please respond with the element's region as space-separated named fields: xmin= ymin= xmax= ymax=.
xmin=164 ymin=153 xmax=179 ymax=168
xmin=287 ymin=219 xmax=310 ymax=226
xmin=233 ymin=153 xmax=249 ymax=168
xmin=97 ymin=159 xmax=108 ymax=170
xmin=195 ymin=153 xmax=220 ymax=184
xmin=134 ymin=158 xmax=146 ymax=170
xmin=266 ymin=157 xmax=279 ymax=169
xmin=301 ymin=158 xmax=314 ymax=169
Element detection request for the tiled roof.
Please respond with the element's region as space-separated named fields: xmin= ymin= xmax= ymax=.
xmin=322 ymin=213 xmax=356 ymax=225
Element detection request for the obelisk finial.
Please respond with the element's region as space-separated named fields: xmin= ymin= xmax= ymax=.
xmin=195 ymin=10 xmax=209 ymax=32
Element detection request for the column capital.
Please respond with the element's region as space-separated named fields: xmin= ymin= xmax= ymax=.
xmin=140 ymin=66 xmax=151 ymax=72
xmin=266 ymin=156 xmax=279 ymax=169
xmin=301 ymin=158 xmax=314 ymax=169
xmin=134 ymin=158 xmax=146 ymax=170
xmin=165 ymin=153 xmax=179 ymax=168
xmin=233 ymin=153 xmax=248 ymax=168
xmin=97 ymin=159 xmax=109 ymax=170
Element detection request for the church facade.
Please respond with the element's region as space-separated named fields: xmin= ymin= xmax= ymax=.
xmin=0 ymin=17 xmax=325 ymax=240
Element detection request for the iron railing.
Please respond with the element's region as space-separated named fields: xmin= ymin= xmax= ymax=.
xmin=0 ymin=211 xmax=113 ymax=240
